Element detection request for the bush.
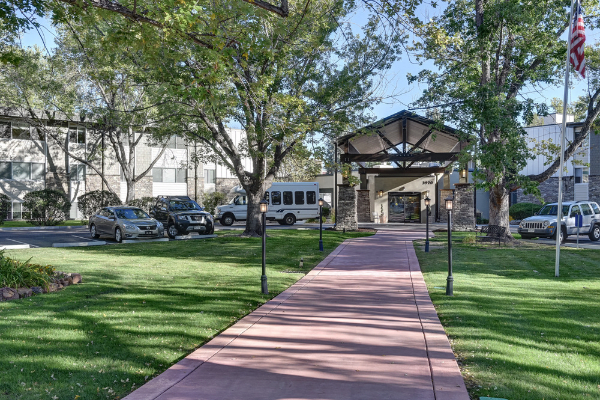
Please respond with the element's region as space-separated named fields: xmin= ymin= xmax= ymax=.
xmin=23 ymin=189 xmax=71 ymax=226
xmin=127 ymin=197 xmax=156 ymax=214
xmin=0 ymin=250 xmax=55 ymax=288
xmin=77 ymin=190 xmax=122 ymax=219
xmin=203 ymin=191 xmax=228 ymax=215
xmin=509 ymin=202 xmax=543 ymax=221
xmin=0 ymin=193 xmax=10 ymax=225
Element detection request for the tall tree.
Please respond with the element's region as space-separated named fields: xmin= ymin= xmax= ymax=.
xmin=408 ymin=0 xmax=600 ymax=236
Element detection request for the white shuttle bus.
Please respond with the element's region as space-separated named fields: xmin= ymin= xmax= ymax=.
xmin=215 ymin=182 xmax=321 ymax=226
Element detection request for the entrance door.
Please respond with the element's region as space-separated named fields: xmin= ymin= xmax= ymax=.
xmin=388 ymin=192 xmax=421 ymax=223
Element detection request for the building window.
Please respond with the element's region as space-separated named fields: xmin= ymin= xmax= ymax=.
xmin=204 ymin=169 xmax=215 ymax=184
xmin=69 ymin=125 xmax=86 ymax=144
xmin=70 ymin=165 xmax=86 ymax=181
xmin=0 ymin=121 xmax=10 ymax=139
xmin=12 ymin=202 xmax=30 ymax=220
xmin=0 ymin=162 xmax=44 ymax=180
xmin=152 ymin=168 xmax=186 ymax=183
xmin=167 ymin=135 xmax=187 ymax=149
xmin=12 ymin=122 xmax=31 ymax=140
xmin=575 ymin=168 xmax=583 ymax=184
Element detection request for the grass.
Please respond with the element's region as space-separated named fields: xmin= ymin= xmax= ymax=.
xmin=0 ymin=230 xmax=371 ymax=400
xmin=1 ymin=220 xmax=86 ymax=228
xmin=415 ymin=232 xmax=600 ymax=400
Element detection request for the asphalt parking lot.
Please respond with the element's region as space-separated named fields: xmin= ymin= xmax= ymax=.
xmin=0 ymin=221 xmax=335 ymax=249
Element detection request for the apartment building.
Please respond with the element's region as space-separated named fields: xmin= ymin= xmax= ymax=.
xmin=0 ymin=108 xmax=251 ymax=219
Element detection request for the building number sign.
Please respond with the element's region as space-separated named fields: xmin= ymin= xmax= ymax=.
xmin=422 ymin=180 xmax=434 ymax=185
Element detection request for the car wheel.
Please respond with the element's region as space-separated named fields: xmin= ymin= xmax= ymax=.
xmin=90 ymin=224 xmax=100 ymax=239
xmin=167 ymin=223 xmax=180 ymax=239
xmin=220 ymin=214 xmax=235 ymax=226
xmin=589 ymin=224 xmax=600 ymax=241
xmin=283 ymin=213 xmax=296 ymax=226
xmin=553 ymin=226 xmax=567 ymax=244
xmin=114 ymin=227 xmax=123 ymax=243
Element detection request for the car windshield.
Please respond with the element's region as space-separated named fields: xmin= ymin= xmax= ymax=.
xmin=115 ymin=208 xmax=149 ymax=219
xmin=538 ymin=204 xmax=570 ymax=216
xmin=169 ymin=200 xmax=202 ymax=211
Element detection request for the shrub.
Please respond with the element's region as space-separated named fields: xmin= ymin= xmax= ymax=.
xmin=23 ymin=189 xmax=71 ymax=226
xmin=77 ymin=190 xmax=122 ymax=219
xmin=0 ymin=250 xmax=55 ymax=289
xmin=203 ymin=191 xmax=228 ymax=215
xmin=127 ymin=197 xmax=156 ymax=214
xmin=0 ymin=193 xmax=10 ymax=225
xmin=509 ymin=202 xmax=543 ymax=221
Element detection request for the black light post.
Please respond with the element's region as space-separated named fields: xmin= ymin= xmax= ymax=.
xmin=424 ymin=196 xmax=431 ymax=253
xmin=445 ymin=195 xmax=454 ymax=296
xmin=318 ymin=198 xmax=324 ymax=251
xmin=260 ymin=199 xmax=268 ymax=294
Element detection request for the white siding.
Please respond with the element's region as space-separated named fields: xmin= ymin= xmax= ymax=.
xmin=0 ymin=179 xmax=45 ymax=202
xmin=153 ymin=183 xmax=187 ymax=197
xmin=151 ymin=148 xmax=187 ymax=168
xmin=521 ymin=124 xmax=576 ymax=177
xmin=574 ymin=183 xmax=589 ymax=201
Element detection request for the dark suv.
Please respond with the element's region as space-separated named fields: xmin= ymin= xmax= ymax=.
xmin=150 ymin=196 xmax=214 ymax=239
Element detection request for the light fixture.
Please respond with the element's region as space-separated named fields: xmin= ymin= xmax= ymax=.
xmin=318 ymin=198 xmax=324 ymax=251
xmin=378 ymin=190 xmax=383 ymax=198
xmin=318 ymin=198 xmax=324 ymax=207
xmin=445 ymin=196 xmax=453 ymax=211
xmin=424 ymin=196 xmax=431 ymax=207
xmin=259 ymin=199 xmax=268 ymax=213
xmin=461 ymin=168 xmax=467 ymax=179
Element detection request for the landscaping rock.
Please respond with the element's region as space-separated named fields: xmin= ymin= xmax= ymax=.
xmin=17 ymin=288 xmax=33 ymax=298
xmin=31 ymin=287 xmax=43 ymax=295
xmin=71 ymin=274 xmax=82 ymax=284
xmin=1 ymin=287 xmax=19 ymax=301
xmin=47 ymin=283 xmax=59 ymax=293
xmin=66 ymin=276 xmax=73 ymax=285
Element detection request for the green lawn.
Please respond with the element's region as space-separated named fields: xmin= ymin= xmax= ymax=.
xmin=1 ymin=220 xmax=86 ymax=228
xmin=415 ymin=232 xmax=600 ymax=400
xmin=0 ymin=230 xmax=371 ymax=400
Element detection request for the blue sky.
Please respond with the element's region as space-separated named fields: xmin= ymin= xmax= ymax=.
xmin=19 ymin=6 xmax=598 ymax=123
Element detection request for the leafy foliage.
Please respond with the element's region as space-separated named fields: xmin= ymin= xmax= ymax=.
xmin=126 ymin=197 xmax=156 ymax=214
xmin=0 ymin=193 xmax=10 ymax=225
xmin=509 ymin=202 xmax=543 ymax=221
xmin=203 ymin=192 xmax=227 ymax=216
xmin=0 ymin=250 xmax=55 ymax=289
xmin=77 ymin=190 xmax=122 ymax=219
xmin=22 ymin=189 xmax=71 ymax=226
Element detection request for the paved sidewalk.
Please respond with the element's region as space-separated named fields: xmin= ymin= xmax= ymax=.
xmin=124 ymin=230 xmax=469 ymax=400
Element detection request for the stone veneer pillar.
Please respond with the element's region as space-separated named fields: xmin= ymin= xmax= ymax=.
xmin=336 ymin=184 xmax=358 ymax=231
xmin=356 ymin=190 xmax=371 ymax=223
xmin=453 ymin=183 xmax=475 ymax=231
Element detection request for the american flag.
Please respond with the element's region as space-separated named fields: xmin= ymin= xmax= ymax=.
xmin=570 ymin=0 xmax=586 ymax=78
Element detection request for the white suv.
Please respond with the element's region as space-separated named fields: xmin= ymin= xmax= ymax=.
xmin=517 ymin=201 xmax=600 ymax=243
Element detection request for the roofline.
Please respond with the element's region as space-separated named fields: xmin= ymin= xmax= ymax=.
xmin=336 ymin=110 xmax=460 ymax=144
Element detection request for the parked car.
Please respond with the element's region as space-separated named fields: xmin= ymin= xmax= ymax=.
xmin=517 ymin=201 xmax=600 ymax=243
xmin=149 ymin=196 xmax=214 ymax=239
xmin=89 ymin=206 xmax=164 ymax=243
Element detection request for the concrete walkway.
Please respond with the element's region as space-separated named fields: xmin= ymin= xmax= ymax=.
xmin=124 ymin=230 xmax=469 ymax=400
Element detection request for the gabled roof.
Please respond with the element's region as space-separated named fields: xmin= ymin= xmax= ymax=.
xmin=337 ymin=110 xmax=465 ymax=165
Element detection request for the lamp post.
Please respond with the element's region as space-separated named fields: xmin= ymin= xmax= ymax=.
xmin=260 ymin=199 xmax=268 ymax=294
xmin=318 ymin=198 xmax=324 ymax=251
xmin=424 ymin=196 xmax=431 ymax=253
xmin=445 ymin=195 xmax=454 ymax=296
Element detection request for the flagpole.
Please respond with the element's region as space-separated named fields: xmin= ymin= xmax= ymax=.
xmin=556 ymin=0 xmax=576 ymax=277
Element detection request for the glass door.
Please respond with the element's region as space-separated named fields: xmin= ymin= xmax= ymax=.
xmin=388 ymin=192 xmax=421 ymax=223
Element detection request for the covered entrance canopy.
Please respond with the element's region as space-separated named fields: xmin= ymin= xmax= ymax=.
xmin=337 ymin=110 xmax=466 ymax=174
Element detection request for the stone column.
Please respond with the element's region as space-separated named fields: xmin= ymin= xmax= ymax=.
xmin=453 ymin=183 xmax=475 ymax=231
xmin=356 ymin=190 xmax=370 ymax=222
xmin=336 ymin=184 xmax=358 ymax=231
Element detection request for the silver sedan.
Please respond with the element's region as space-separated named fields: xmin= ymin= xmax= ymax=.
xmin=89 ymin=206 xmax=165 ymax=243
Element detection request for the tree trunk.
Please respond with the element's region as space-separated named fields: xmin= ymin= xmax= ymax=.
xmin=125 ymin=181 xmax=135 ymax=204
xmin=243 ymin=189 xmax=266 ymax=237
xmin=488 ymin=183 xmax=512 ymax=239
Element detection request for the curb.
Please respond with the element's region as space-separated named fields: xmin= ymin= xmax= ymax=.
xmin=0 ymin=225 xmax=86 ymax=231
xmin=173 ymin=234 xmax=217 ymax=240
xmin=0 ymin=244 xmax=30 ymax=250
xmin=122 ymin=238 xmax=169 ymax=244
xmin=53 ymin=241 xmax=107 ymax=248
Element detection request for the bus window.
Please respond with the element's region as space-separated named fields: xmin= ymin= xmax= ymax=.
xmin=307 ymin=191 xmax=316 ymax=204
xmin=271 ymin=191 xmax=281 ymax=205
xmin=295 ymin=191 xmax=305 ymax=205
xmin=283 ymin=191 xmax=293 ymax=205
